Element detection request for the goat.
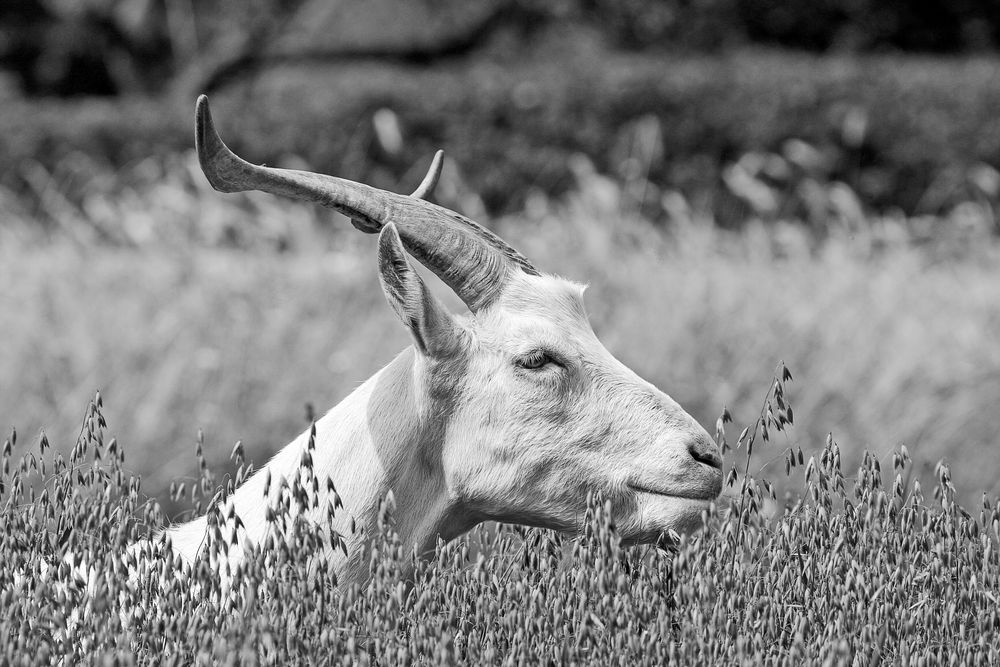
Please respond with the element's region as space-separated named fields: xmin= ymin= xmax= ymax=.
xmin=161 ymin=96 xmax=723 ymax=587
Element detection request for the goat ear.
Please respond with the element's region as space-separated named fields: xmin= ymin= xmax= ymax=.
xmin=377 ymin=223 xmax=462 ymax=358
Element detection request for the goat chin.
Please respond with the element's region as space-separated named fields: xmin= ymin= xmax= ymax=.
xmin=619 ymin=495 xmax=715 ymax=546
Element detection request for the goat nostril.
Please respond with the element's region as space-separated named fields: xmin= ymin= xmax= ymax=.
xmin=689 ymin=439 xmax=722 ymax=470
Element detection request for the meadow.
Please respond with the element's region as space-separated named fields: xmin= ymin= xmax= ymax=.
xmin=2 ymin=140 xmax=1000 ymax=663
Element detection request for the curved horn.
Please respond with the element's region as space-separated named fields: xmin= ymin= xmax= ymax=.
xmin=195 ymin=95 xmax=538 ymax=312
xmin=410 ymin=150 xmax=443 ymax=200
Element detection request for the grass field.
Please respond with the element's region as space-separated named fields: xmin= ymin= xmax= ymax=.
xmin=3 ymin=143 xmax=1000 ymax=662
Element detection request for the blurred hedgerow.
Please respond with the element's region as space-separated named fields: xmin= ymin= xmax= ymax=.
xmin=3 ymin=370 xmax=999 ymax=665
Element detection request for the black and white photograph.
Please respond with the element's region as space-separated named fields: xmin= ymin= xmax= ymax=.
xmin=2 ymin=1 xmax=999 ymax=663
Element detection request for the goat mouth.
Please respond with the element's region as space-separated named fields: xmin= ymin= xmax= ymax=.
xmin=627 ymin=483 xmax=717 ymax=502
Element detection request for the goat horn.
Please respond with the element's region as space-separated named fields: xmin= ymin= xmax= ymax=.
xmin=410 ymin=150 xmax=443 ymax=200
xmin=195 ymin=95 xmax=538 ymax=312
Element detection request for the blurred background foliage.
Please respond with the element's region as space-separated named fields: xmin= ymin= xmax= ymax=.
xmin=4 ymin=0 xmax=999 ymax=97
xmin=2 ymin=0 xmax=1000 ymax=221
xmin=2 ymin=1 xmax=999 ymax=510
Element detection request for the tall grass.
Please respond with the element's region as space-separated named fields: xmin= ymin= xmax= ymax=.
xmin=3 ymin=384 xmax=998 ymax=664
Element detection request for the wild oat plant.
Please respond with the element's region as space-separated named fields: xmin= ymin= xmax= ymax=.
xmin=2 ymin=371 xmax=998 ymax=665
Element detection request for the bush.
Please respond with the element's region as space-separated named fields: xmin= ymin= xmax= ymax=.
xmin=3 ymin=51 xmax=1000 ymax=223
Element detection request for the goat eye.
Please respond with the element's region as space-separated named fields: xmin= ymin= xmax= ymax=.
xmin=517 ymin=350 xmax=555 ymax=370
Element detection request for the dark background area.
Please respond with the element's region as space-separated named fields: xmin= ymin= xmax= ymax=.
xmin=4 ymin=1 xmax=1000 ymax=98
